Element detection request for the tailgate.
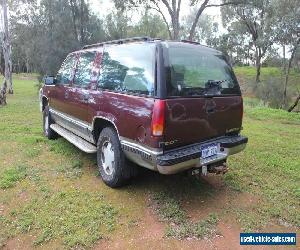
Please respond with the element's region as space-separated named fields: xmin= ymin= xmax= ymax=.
xmin=163 ymin=96 xmax=243 ymax=149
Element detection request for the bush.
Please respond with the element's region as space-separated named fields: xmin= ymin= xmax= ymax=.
xmin=252 ymin=77 xmax=291 ymax=109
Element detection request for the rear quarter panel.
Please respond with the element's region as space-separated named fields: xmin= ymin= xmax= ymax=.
xmin=88 ymin=91 xmax=159 ymax=147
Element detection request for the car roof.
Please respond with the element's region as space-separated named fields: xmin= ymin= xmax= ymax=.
xmin=72 ymin=37 xmax=221 ymax=55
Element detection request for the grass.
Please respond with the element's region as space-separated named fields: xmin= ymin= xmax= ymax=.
xmin=0 ymin=72 xmax=299 ymax=248
xmin=224 ymin=108 xmax=300 ymax=230
xmin=0 ymin=165 xmax=28 ymax=189
xmin=151 ymin=191 xmax=219 ymax=239
xmin=12 ymin=190 xmax=117 ymax=248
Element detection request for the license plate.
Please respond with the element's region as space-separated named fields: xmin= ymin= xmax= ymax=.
xmin=201 ymin=144 xmax=218 ymax=159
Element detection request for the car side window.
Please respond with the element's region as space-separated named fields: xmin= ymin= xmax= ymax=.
xmin=98 ymin=43 xmax=155 ymax=96
xmin=74 ymin=51 xmax=96 ymax=87
xmin=57 ymin=54 xmax=76 ymax=85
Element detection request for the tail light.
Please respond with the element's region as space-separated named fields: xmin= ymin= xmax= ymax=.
xmin=151 ymin=100 xmax=165 ymax=136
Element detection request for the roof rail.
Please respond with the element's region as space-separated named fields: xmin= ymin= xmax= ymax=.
xmin=82 ymin=37 xmax=154 ymax=49
xmin=181 ymin=39 xmax=200 ymax=45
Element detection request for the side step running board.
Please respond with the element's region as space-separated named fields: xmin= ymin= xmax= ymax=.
xmin=50 ymin=124 xmax=97 ymax=153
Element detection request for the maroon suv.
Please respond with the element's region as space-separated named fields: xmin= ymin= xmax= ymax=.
xmin=40 ymin=37 xmax=248 ymax=187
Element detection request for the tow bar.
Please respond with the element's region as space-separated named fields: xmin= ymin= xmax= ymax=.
xmin=191 ymin=162 xmax=228 ymax=176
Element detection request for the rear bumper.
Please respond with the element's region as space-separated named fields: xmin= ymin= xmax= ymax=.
xmin=156 ymin=136 xmax=247 ymax=174
xmin=121 ymin=135 xmax=247 ymax=175
xmin=156 ymin=136 xmax=248 ymax=174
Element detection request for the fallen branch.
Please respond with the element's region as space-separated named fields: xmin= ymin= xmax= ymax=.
xmin=288 ymin=93 xmax=300 ymax=112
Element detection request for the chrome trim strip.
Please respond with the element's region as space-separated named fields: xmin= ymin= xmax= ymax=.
xmin=49 ymin=108 xmax=163 ymax=157
xmin=120 ymin=138 xmax=163 ymax=156
xmin=92 ymin=116 xmax=120 ymax=137
xmin=49 ymin=108 xmax=92 ymax=130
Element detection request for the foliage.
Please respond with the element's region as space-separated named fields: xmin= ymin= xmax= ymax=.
xmin=9 ymin=0 xmax=170 ymax=77
xmin=221 ymin=0 xmax=276 ymax=78
xmin=234 ymin=66 xmax=300 ymax=109
xmin=10 ymin=0 xmax=106 ymax=75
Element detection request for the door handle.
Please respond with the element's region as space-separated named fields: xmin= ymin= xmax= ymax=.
xmin=64 ymin=92 xmax=69 ymax=99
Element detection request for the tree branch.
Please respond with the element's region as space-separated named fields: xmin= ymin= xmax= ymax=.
xmin=148 ymin=3 xmax=172 ymax=39
xmin=205 ymin=1 xmax=243 ymax=8
xmin=188 ymin=0 xmax=209 ymax=40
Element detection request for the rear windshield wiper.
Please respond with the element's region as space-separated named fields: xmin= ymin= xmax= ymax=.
xmin=204 ymin=80 xmax=224 ymax=96
xmin=181 ymin=87 xmax=205 ymax=96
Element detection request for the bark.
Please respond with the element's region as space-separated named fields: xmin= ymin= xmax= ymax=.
xmin=288 ymin=93 xmax=300 ymax=112
xmin=1 ymin=0 xmax=13 ymax=95
xmin=255 ymin=47 xmax=261 ymax=85
xmin=80 ymin=0 xmax=85 ymax=45
xmin=282 ymin=39 xmax=300 ymax=108
xmin=0 ymin=80 xmax=6 ymax=106
xmin=69 ymin=0 xmax=79 ymax=42
xmin=153 ymin=0 xmax=181 ymax=39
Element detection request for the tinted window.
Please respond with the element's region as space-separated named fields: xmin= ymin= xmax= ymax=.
xmin=166 ymin=44 xmax=240 ymax=97
xmin=74 ymin=51 xmax=96 ymax=87
xmin=98 ymin=43 xmax=155 ymax=96
xmin=57 ymin=54 xmax=76 ymax=85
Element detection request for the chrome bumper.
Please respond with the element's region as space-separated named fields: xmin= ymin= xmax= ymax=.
xmin=156 ymin=142 xmax=246 ymax=174
xmin=121 ymin=135 xmax=248 ymax=175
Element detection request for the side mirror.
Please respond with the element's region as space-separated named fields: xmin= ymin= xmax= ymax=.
xmin=44 ymin=76 xmax=56 ymax=85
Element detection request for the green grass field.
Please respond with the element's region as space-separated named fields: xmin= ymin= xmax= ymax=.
xmin=0 ymin=74 xmax=299 ymax=249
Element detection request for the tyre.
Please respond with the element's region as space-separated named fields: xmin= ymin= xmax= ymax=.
xmin=97 ymin=127 xmax=132 ymax=188
xmin=43 ymin=105 xmax=58 ymax=140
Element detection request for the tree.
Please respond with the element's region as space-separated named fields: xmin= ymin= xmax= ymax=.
xmin=0 ymin=0 xmax=13 ymax=106
xmin=222 ymin=0 xmax=276 ymax=85
xmin=104 ymin=10 xmax=130 ymax=40
xmin=272 ymin=0 xmax=300 ymax=109
xmin=130 ymin=10 xmax=169 ymax=39
xmin=10 ymin=0 xmax=106 ymax=76
xmin=182 ymin=8 xmax=217 ymax=44
xmin=112 ymin=0 xmax=242 ymax=40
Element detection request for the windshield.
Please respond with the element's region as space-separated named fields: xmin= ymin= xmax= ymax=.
xmin=165 ymin=44 xmax=241 ymax=97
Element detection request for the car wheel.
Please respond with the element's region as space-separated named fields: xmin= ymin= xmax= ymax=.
xmin=97 ymin=127 xmax=131 ymax=188
xmin=43 ymin=105 xmax=58 ymax=140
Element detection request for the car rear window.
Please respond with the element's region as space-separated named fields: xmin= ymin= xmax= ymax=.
xmin=166 ymin=44 xmax=241 ymax=97
xmin=98 ymin=43 xmax=155 ymax=96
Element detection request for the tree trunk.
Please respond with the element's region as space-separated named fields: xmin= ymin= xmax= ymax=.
xmin=254 ymin=45 xmax=261 ymax=87
xmin=1 ymin=0 xmax=13 ymax=95
xmin=80 ymin=0 xmax=85 ymax=45
xmin=282 ymin=39 xmax=299 ymax=109
xmin=0 ymin=80 xmax=6 ymax=106
xmin=69 ymin=0 xmax=79 ymax=42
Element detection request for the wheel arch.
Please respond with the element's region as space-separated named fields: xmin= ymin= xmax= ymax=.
xmin=92 ymin=117 xmax=120 ymax=144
